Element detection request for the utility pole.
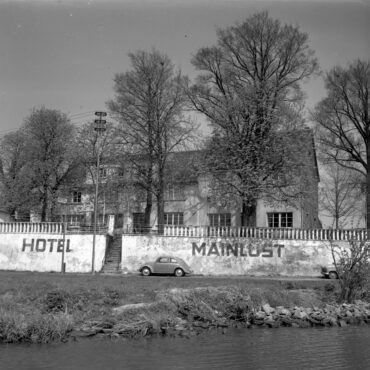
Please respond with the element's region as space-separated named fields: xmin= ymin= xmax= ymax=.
xmin=92 ymin=111 xmax=107 ymax=274
xmin=61 ymin=221 xmax=66 ymax=274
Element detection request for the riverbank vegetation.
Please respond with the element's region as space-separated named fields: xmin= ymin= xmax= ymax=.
xmin=330 ymin=240 xmax=370 ymax=303
xmin=0 ymin=271 xmax=369 ymax=344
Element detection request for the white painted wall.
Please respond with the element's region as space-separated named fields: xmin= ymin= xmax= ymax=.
xmin=0 ymin=233 xmax=107 ymax=273
xmin=121 ymin=235 xmax=345 ymax=276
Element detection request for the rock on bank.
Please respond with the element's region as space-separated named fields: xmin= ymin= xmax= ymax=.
xmin=71 ymin=287 xmax=370 ymax=339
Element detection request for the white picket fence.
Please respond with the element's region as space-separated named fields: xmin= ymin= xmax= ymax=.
xmin=162 ymin=226 xmax=370 ymax=241
xmin=1 ymin=222 xmax=369 ymax=241
xmin=0 ymin=222 xmax=107 ymax=234
xmin=0 ymin=222 xmax=64 ymax=234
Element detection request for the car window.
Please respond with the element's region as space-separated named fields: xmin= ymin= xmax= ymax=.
xmin=170 ymin=258 xmax=177 ymax=263
xmin=158 ymin=257 xmax=169 ymax=263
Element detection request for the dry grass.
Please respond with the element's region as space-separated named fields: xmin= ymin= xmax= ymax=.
xmin=0 ymin=271 xmax=335 ymax=342
xmin=0 ymin=309 xmax=73 ymax=343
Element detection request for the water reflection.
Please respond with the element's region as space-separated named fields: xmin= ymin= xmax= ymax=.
xmin=1 ymin=326 xmax=370 ymax=370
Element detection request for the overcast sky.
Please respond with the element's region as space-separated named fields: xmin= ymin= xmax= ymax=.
xmin=0 ymin=0 xmax=369 ymax=135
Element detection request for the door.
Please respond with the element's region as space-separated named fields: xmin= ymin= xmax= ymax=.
xmin=114 ymin=213 xmax=124 ymax=228
xmin=133 ymin=213 xmax=145 ymax=233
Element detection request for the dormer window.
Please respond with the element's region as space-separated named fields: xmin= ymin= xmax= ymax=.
xmin=165 ymin=183 xmax=185 ymax=201
xmin=72 ymin=191 xmax=82 ymax=203
xmin=99 ymin=167 xmax=107 ymax=178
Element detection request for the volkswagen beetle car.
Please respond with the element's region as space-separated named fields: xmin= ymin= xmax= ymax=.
xmin=138 ymin=256 xmax=193 ymax=277
xmin=321 ymin=265 xmax=339 ymax=279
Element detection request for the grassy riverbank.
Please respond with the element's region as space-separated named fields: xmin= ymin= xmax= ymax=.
xmin=0 ymin=271 xmax=366 ymax=344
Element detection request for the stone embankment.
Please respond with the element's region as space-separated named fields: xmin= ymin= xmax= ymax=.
xmin=250 ymin=301 xmax=370 ymax=328
xmin=70 ymin=287 xmax=370 ymax=340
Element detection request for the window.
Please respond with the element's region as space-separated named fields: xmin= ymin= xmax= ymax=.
xmin=158 ymin=257 xmax=170 ymax=263
xmin=208 ymin=213 xmax=231 ymax=227
xmin=267 ymin=212 xmax=293 ymax=228
xmin=91 ymin=213 xmax=108 ymax=226
xmin=62 ymin=214 xmax=85 ymax=225
xmin=117 ymin=167 xmax=124 ymax=177
xmin=164 ymin=212 xmax=184 ymax=225
xmin=99 ymin=167 xmax=107 ymax=178
xmin=165 ymin=184 xmax=185 ymax=201
xmin=98 ymin=214 xmax=107 ymax=225
xmin=72 ymin=191 xmax=82 ymax=203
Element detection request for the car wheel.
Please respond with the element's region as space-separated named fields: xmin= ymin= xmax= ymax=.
xmin=174 ymin=268 xmax=184 ymax=277
xmin=141 ymin=267 xmax=151 ymax=276
xmin=328 ymin=271 xmax=338 ymax=279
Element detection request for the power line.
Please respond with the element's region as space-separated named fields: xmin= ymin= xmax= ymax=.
xmin=0 ymin=110 xmax=104 ymax=137
xmin=68 ymin=111 xmax=96 ymax=118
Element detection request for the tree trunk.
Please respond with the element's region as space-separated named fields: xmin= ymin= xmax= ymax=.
xmin=366 ymin=144 xmax=370 ymax=229
xmin=49 ymin=189 xmax=59 ymax=222
xmin=144 ymin=190 xmax=152 ymax=234
xmin=41 ymin=186 xmax=48 ymax=222
xmin=241 ymin=199 xmax=257 ymax=227
xmin=142 ymin=162 xmax=154 ymax=233
xmin=156 ymin=165 xmax=165 ymax=235
xmin=157 ymin=192 xmax=165 ymax=235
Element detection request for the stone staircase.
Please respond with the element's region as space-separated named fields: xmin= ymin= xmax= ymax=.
xmin=102 ymin=235 xmax=122 ymax=274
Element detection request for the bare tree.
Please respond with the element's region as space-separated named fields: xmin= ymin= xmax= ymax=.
xmin=1 ymin=107 xmax=85 ymax=221
xmin=320 ymin=163 xmax=364 ymax=228
xmin=108 ymin=49 xmax=196 ymax=233
xmin=188 ymin=11 xmax=319 ymax=225
xmin=77 ymin=121 xmax=118 ymax=187
xmin=76 ymin=121 xmax=122 ymax=224
xmin=330 ymin=240 xmax=370 ymax=303
xmin=313 ymin=59 xmax=370 ymax=228
xmin=0 ymin=131 xmax=35 ymax=219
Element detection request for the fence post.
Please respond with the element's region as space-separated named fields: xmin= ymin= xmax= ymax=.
xmin=61 ymin=222 xmax=66 ymax=274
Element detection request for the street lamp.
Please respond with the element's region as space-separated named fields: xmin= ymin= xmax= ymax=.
xmin=92 ymin=111 xmax=107 ymax=274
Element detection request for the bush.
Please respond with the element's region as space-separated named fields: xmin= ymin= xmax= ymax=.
xmin=43 ymin=290 xmax=88 ymax=313
xmin=330 ymin=240 xmax=370 ymax=303
xmin=43 ymin=291 xmax=69 ymax=313
xmin=0 ymin=309 xmax=73 ymax=343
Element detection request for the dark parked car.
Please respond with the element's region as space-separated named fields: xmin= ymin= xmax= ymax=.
xmin=321 ymin=265 xmax=339 ymax=279
xmin=138 ymin=256 xmax=193 ymax=277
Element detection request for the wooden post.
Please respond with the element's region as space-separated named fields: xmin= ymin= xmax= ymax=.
xmin=61 ymin=222 xmax=66 ymax=274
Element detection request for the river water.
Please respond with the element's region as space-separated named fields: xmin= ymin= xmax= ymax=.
xmin=1 ymin=326 xmax=370 ymax=370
